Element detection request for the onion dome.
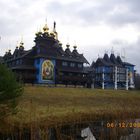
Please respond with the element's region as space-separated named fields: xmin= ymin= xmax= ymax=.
xmin=66 ymin=43 xmax=70 ymax=48
xmin=8 ymin=49 xmax=11 ymax=54
xmin=50 ymin=31 xmax=55 ymax=38
xmin=19 ymin=41 xmax=24 ymax=51
xmin=72 ymin=45 xmax=79 ymax=56
xmin=43 ymin=23 xmax=49 ymax=33
xmin=16 ymin=45 xmax=18 ymax=49
xmin=20 ymin=41 xmax=24 ymax=46
xmin=65 ymin=43 xmax=71 ymax=56
xmin=58 ymin=41 xmax=62 ymax=47
xmin=35 ymin=30 xmax=42 ymax=36
xmin=73 ymin=45 xmax=77 ymax=50
xmin=35 ymin=32 xmax=39 ymax=36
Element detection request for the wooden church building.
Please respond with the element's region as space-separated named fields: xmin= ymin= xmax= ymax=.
xmin=1 ymin=22 xmax=89 ymax=86
xmin=90 ymin=52 xmax=135 ymax=90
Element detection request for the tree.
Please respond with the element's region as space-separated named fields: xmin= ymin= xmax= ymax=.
xmin=0 ymin=64 xmax=23 ymax=118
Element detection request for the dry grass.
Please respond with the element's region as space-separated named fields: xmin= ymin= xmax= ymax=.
xmin=2 ymin=86 xmax=140 ymax=130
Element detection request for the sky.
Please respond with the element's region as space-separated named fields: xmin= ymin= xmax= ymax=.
xmin=0 ymin=0 xmax=140 ymax=72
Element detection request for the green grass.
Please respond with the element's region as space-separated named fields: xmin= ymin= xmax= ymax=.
xmin=2 ymin=86 xmax=140 ymax=130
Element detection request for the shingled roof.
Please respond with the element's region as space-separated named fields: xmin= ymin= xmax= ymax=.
xmin=110 ymin=53 xmax=119 ymax=65
xmin=116 ymin=55 xmax=123 ymax=65
xmin=93 ymin=53 xmax=134 ymax=68
xmin=103 ymin=53 xmax=114 ymax=65
xmin=123 ymin=62 xmax=135 ymax=66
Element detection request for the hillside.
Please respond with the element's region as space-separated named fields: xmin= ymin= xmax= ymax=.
xmin=2 ymin=86 xmax=140 ymax=131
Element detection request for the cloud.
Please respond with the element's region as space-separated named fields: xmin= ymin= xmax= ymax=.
xmin=47 ymin=0 xmax=140 ymax=27
xmin=110 ymin=38 xmax=140 ymax=73
xmin=0 ymin=0 xmax=48 ymax=36
xmin=0 ymin=0 xmax=48 ymax=52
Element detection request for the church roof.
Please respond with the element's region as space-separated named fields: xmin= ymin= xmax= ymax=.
xmin=33 ymin=35 xmax=89 ymax=63
xmin=65 ymin=47 xmax=72 ymax=56
xmin=93 ymin=52 xmax=135 ymax=68
xmin=123 ymin=62 xmax=135 ymax=66
xmin=2 ymin=21 xmax=89 ymax=64
xmin=32 ymin=22 xmax=89 ymax=64
xmin=116 ymin=55 xmax=123 ymax=65
xmin=110 ymin=53 xmax=119 ymax=65
xmin=90 ymin=61 xmax=95 ymax=68
xmin=95 ymin=58 xmax=112 ymax=66
xmin=103 ymin=53 xmax=113 ymax=65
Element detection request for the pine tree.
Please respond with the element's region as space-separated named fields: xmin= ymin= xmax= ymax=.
xmin=0 ymin=63 xmax=23 ymax=118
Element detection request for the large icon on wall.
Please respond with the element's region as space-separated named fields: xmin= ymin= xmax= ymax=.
xmin=41 ymin=60 xmax=54 ymax=81
xmin=128 ymin=69 xmax=134 ymax=88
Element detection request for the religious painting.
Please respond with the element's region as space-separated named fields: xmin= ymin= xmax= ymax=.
xmin=41 ymin=60 xmax=54 ymax=81
xmin=128 ymin=71 xmax=133 ymax=84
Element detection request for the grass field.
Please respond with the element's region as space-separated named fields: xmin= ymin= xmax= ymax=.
xmin=3 ymin=86 xmax=140 ymax=129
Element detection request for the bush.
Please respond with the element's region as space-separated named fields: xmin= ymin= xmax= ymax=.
xmin=0 ymin=64 xmax=23 ymax=117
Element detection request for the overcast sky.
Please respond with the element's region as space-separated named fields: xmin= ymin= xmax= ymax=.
xmin=0 ymin=0 xmax=140 ymax=72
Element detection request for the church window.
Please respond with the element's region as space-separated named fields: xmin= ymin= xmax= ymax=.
xmin=37 ymin=48 xmax=40 ymax=54
xmin=16 ymin=60 xmax=19 ymax=65
xmin=70 ymin=63 xmax=75 ymax=67
xmin=19 ymin=59 xmax=22 ymax=65
xmin=78 ymin=64 xmax=82 ymax=68
xmin=62 ymin=61 xmax=68 ymax=66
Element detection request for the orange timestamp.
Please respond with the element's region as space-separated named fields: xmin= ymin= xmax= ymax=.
xmin=106 ymin=122 xmax=140 ymax=128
